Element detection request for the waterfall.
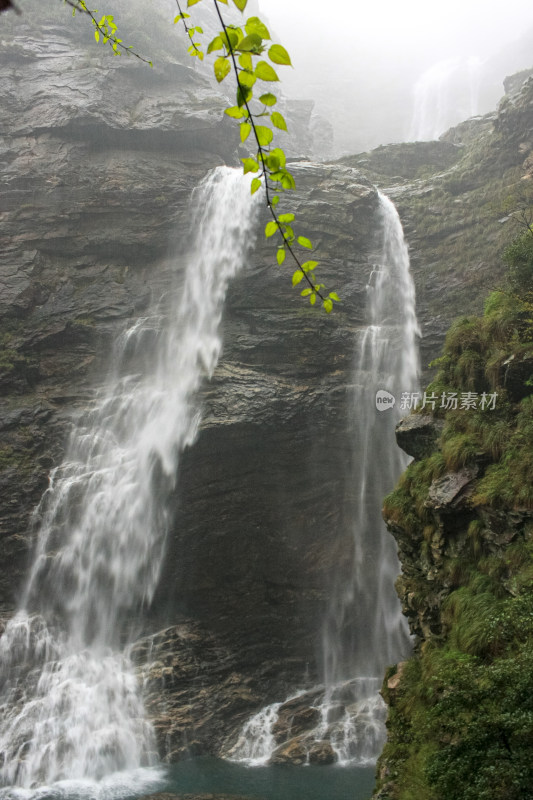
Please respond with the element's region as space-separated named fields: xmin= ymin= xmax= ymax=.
xmin=230 ymin=191 xmax=419 ymax=766
xmin=409 ymin=57 xmax=484 ymax=142
xmin=319 ymin=191 xmax=419 ymax=763
xmin=0 ymin=167 xmax=258 ymax=794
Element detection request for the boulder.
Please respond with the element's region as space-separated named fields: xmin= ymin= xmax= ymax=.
xmin=395 ymin=414 xmax=444 ymax=460
xmin=426 ymin=467 xmax=478 ymax=511
xmin=500 ymin=351 xmax=533 ymax=401
xmin=308 ymin=740 xmax=337 ymax=765
xmin=270 ymin=738 xmax=308 ymax=766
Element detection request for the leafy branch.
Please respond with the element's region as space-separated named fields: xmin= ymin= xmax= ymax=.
xmin=175 ymin=0 xmax=340 ymax=311
xmin=64 ymin=0 xmax=153 ymax=65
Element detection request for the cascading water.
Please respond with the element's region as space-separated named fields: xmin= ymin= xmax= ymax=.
xmin=230 ymin=191 xmax=419 ymax=766
xmin=318 ymin=191 xmax=419 ymax=763
xmin=0 ymin=167 xmax=258 ymax=795
xmin=409 ymin=57 xmax=484 ymax=142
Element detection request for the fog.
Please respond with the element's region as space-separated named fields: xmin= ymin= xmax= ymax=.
xmin=7 ymin=0 xmax=533 ymax=156
xmin=257 ymin=0 xmax=533 ymax=154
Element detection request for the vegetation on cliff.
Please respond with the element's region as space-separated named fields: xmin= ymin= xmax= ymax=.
xmin=378 ymin=233 xmax=533 ymax=800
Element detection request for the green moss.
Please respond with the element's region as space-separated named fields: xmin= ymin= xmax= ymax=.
xmin=0 ymin=446 xmax=16 ymax=468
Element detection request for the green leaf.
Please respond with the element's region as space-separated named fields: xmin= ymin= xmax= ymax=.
xmin=221 ymin=28 xmax=240 ymax=50
xmin=241 ymin=157 xmax=259 ymax=173
xmin=268 ymin=44 xmax=292 ymax=65
xmin=232 ymin=0 xmax=248 ymax=9
xmin=237 ymin=33 xmax=263 ymax=52
xmin=251 ymin=177 xmax=262 ymax=194
xmin=207 ymin=35 xmax=223 ymax=53
xmin=255 ymin=125 xmax=273 ymax=147
xmin=270 ymin=147 xmax=286 ymax=167
xmin=265 ymin=154 xmax=280 ymax=172
xmin=277 ymin=248 xmax=286 ymax=265
xmin=310 ymin=293 xmax=317 ymax=306
xmin=216 ymin=0 xmax=228 ymax=3
xmin=271 ymin=195 xmax=280 ymax=206
xmin=301 ymin=287 xmax=312 ymax=296
xmin=238 ymin=70 xmax=256 ymax=88
xmin=284 ymin=224 xmax=295 ymax=242
xmin=259 ymin=92 xmax=277 ymax=107
xmin=225 ymin=105 xmax=247 ymax=119
xmin=292 ymin=270 xmax=304 ymax=286
xmin=255 ymin=61 xmax=279 ymax=82
xmin=302 ymin=260 xmax=319 ymax=272
xmin=238 ymin=52 xmax=253 ymax=70
xmin=187 ymin=0 xmax=202 ymax=5
xmin=281 ymin=172 xmax=296 ymax=190
xmin=237 ymin=84 xmax=253 ymax=106
xmin=329 ymin=292 xmax=340 ymax=301
xmin=245 ymin=16 xmax=270 ymax=39
xmin=240 ymin=122 xmax=252 ymax=142
xmin=271 ymin=111 xmax=288 ymax=132
xmin=265 ymin=221 xmax=278 ymax=238
xmin=214 ymin=57 xmax=231 ymax=83
xmin=323 ymin=299 xmax=333 ymax=313
xmin=174 ymin=12 xmax=190 ymax=22
xmin=94 ymin=30 xmax=100 ymax=42
xmin=298 ymin=235 xmax=312 ymax=249
xmin=278 ymin=213 xmax=295 ymax=223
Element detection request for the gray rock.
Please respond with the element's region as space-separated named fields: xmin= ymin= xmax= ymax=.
xmin=395 ymin=414 xmax=444 ymax=460
xmin=426 ymin=467 xmax=478 ymax=511
xmin=308 ymin=740 xmax=336 ymax=765
xmin=270 ymin=738 xmax=308 ymax=766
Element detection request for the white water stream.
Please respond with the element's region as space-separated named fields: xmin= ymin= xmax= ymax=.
xmin=0 ymin=167 xmax=258 ymax=794
xmin=409 ymin=57 xmax=483 ymax=142
xmin=318 ymin=191 xmax=419 ymax=763
xmin=231 ymin=191 xmax=419 ymax=766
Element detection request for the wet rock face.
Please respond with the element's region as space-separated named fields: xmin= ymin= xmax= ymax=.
xmin=4 ymin=10 xmax=533 ymax=772
xmin=0 ymin=13 xmax=236 ymax=609
xmin=131 ymin=622 xmax=288 ymax=762
xmin=0 ymin=9 xmax=385 ymax=759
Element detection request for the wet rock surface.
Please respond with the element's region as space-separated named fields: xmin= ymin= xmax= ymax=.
xmin=131 ymin=622 xmax=307 ymax=762
xmin=3 ymin=7 xmax=533 ymax=771
xmin=0 ymin=16 xmax=380 ymax=749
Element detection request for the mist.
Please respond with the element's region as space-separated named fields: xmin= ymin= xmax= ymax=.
xmin=257 ymin=0 xmax=533 ymax=154
xmin=7 ymin=0 xmax=533 ymax=156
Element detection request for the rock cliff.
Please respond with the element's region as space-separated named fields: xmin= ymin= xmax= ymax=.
xmin=2 ymin=1 xmax=533 ymax=771
xmin=1 ymin=3 xmax=381 ymax=758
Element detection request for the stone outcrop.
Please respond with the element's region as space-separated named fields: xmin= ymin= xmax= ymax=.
xmin=395 ymin=414 xmax=443 ymax=461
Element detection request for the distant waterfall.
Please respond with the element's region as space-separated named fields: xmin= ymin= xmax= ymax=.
xmin=409 ymin=57 xmax=483 ymax=141
xmin=230 ymin=191 xmax=419 ymax=766
xmin=318 ymin=191 xmax=419 ymax=763
xmin=0 ymin=167 xmax=258 ymax=793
